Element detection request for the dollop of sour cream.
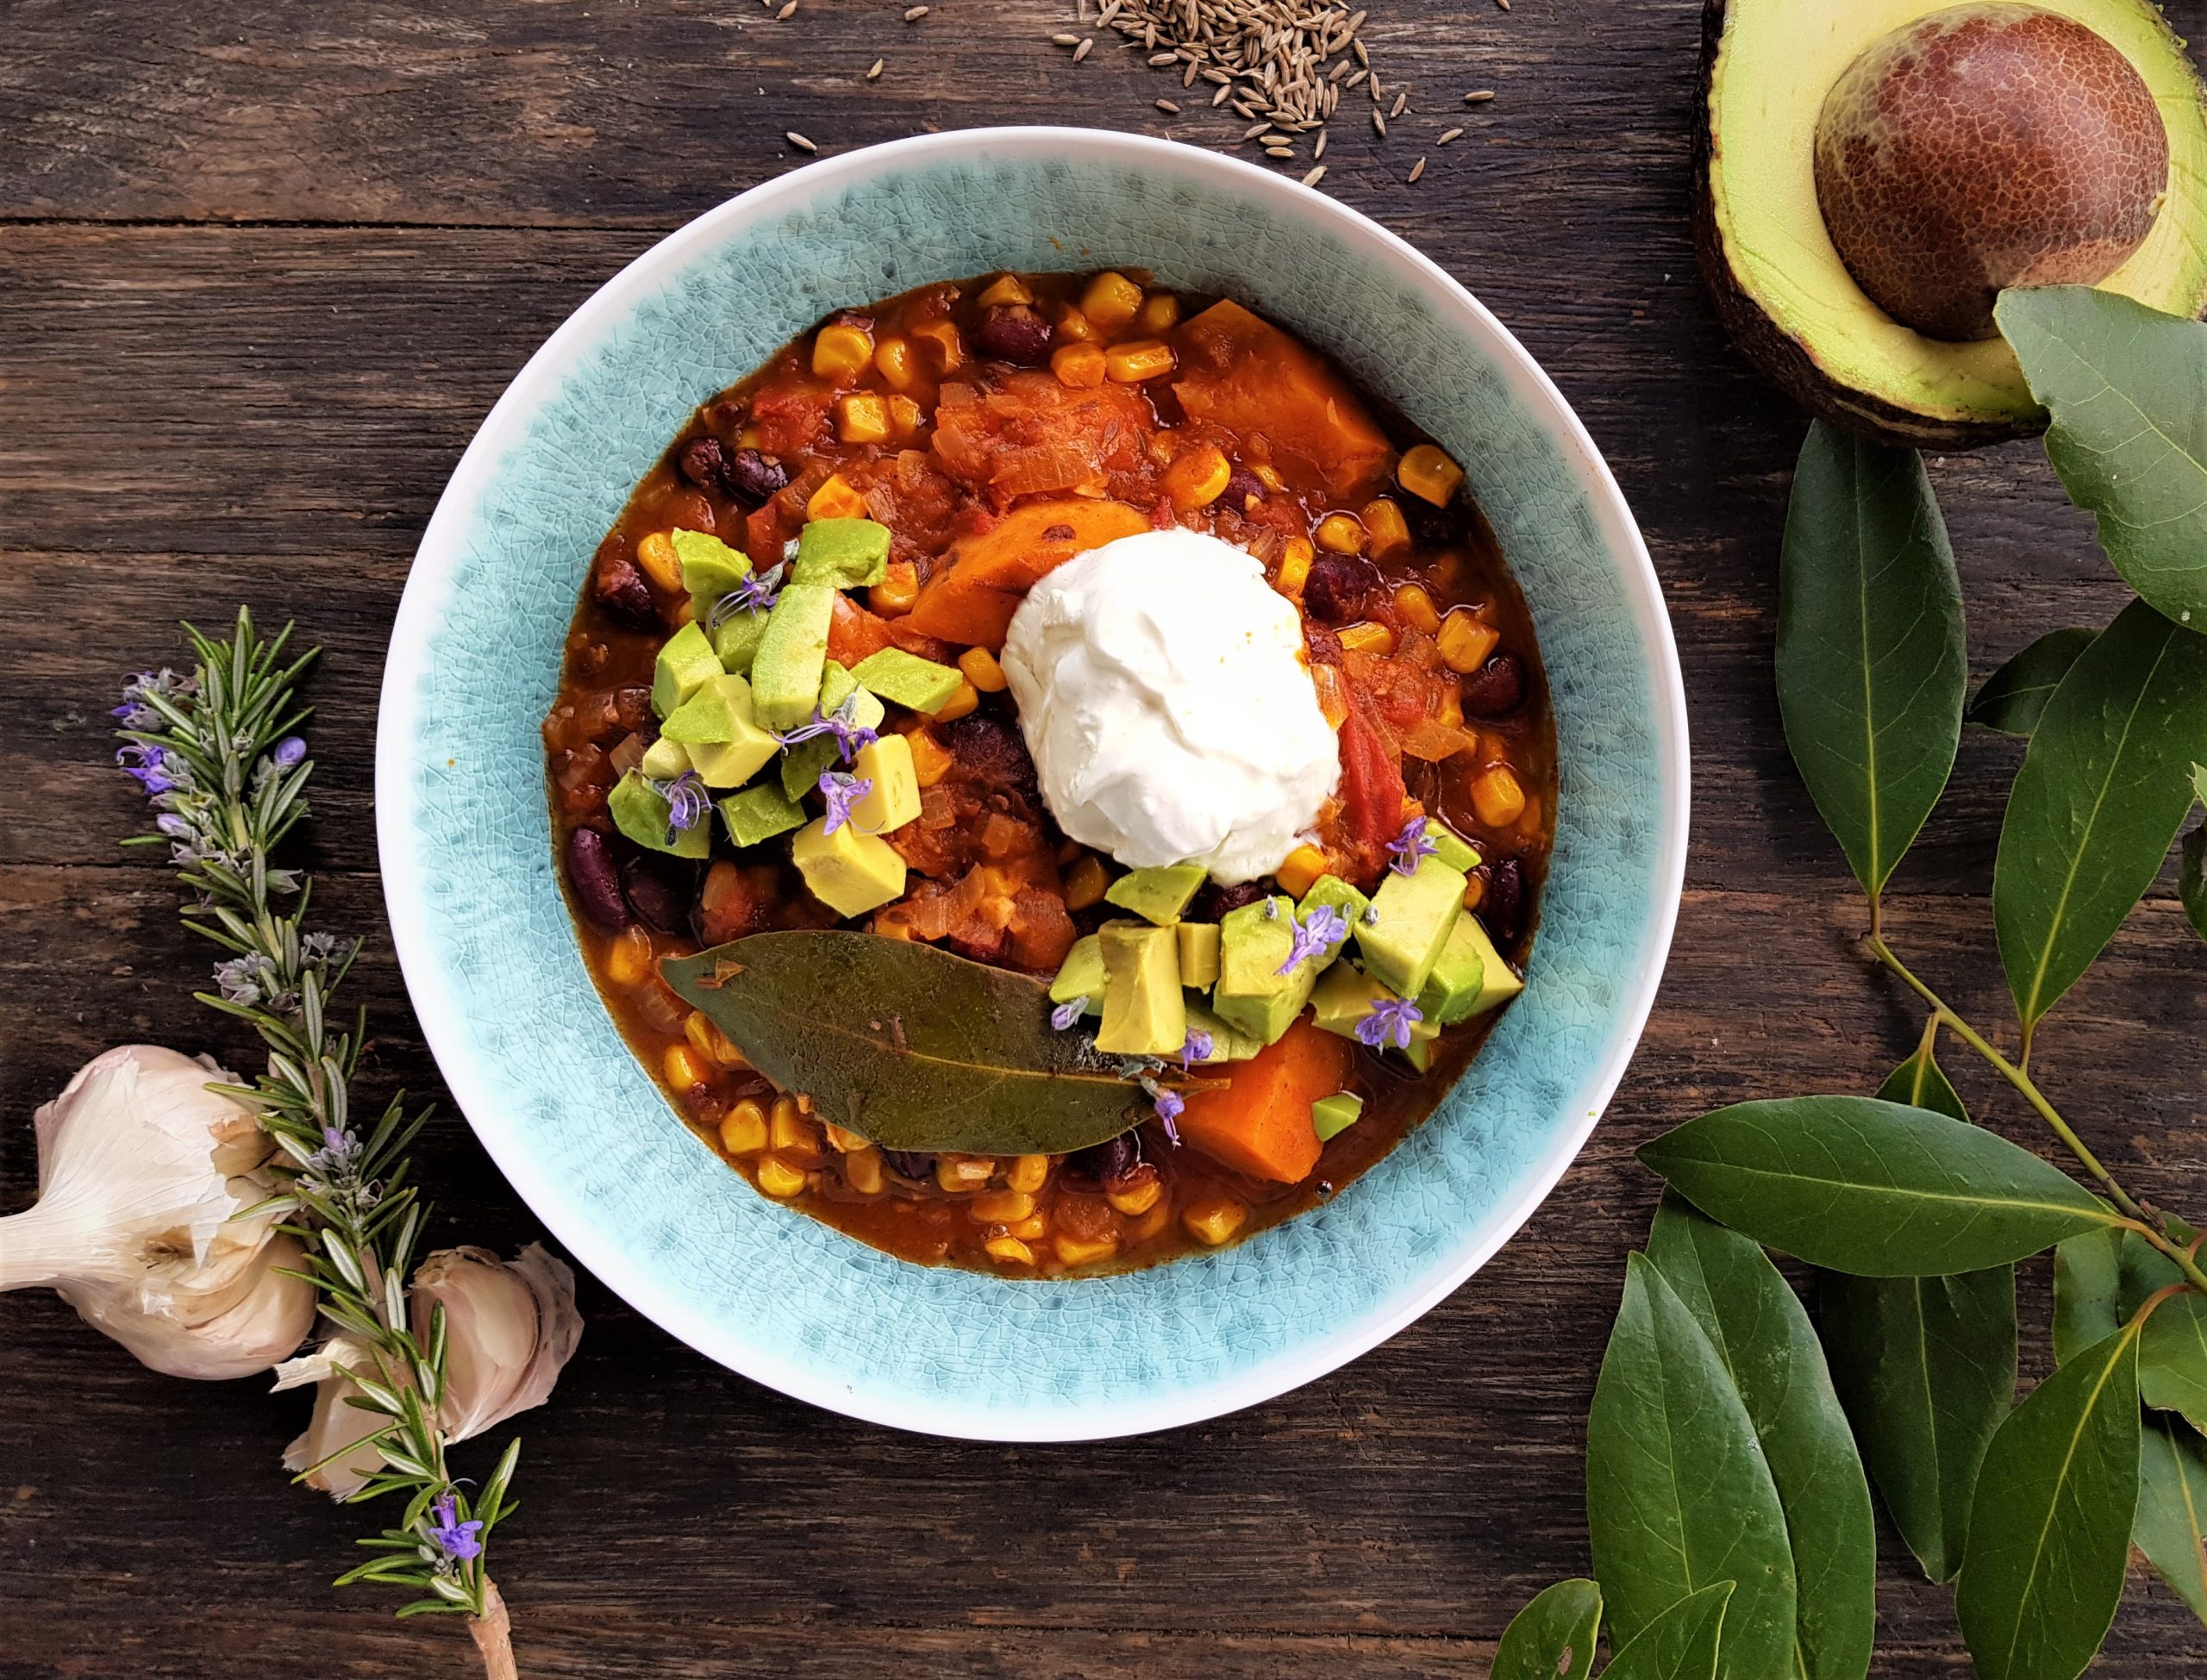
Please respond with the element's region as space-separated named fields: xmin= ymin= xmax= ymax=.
xmin=1001 ymin=528 xmax=1341 ymax=885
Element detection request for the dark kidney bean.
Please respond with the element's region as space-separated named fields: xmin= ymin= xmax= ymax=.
xmin=1222 ymin=468 xmax=1265 ymax=509
xmin=1303 ymin=557 xmax=1374 ymax=623
xmin=726 ymin=447 xmax=791 ymax=504
xmin=1483 ymin=857 xmax=1525 ymax=945
xmin=619 ymin=853 xmax=696 ymax=935
xmin=882 ymin=1149 xmax=935 ymax=1183
xmin=565 ymin=828 xmax=630 ymax=931
xmin=1065 ymin=1130 xmax=1141 ymax=1190
xmin=678 ymin=436 xmax=730 ymax=494
xmin=940 ymin=715 xmax=1041 ymax=803
xmin=1461 ymin=653 xmax=1527 ymax=718
xmin=591 ymin=539 xmax=659 ymax=628
xmin=975 ymin=306 xmax=1053 ymax=365
xmin=1194 ymin=879 xmax=1268 ymax=921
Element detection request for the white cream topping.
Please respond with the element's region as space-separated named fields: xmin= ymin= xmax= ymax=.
xmin=1001 ymin=528 xmax=1341 ymax=885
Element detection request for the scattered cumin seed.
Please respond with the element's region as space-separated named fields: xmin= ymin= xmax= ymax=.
xmin=1211 ymin=82 xmax=1232 ymax=104
xmin=1407 ymin=155 xmax=1425 ymax=183
xmin=1303 ymin=164 xmax=1327 ymax=186
xmin=1354 ymin=38 xmax=1368 ymax=66
xmin=1052 ymin=32 xmax=1079 ymax=45
xmin=1465 ymin=88 xmax=1495 ymax=103
xmin=866 ymin=57 xmax=885 ymax=78
xmin=1266 ymin=145 xmax=1294 ymax=158
xmin=1390 ymin=89 xmax=1407 ymax=117
xmin=1437 ymin=126 xmax=1463 ymax=144
xmin=1073 ymin=35 xmax=1093 ymax=59
xmin=1372 ymin=108 xmax=1386 ymax=137
xmin=903 ymin=3 xmax=928 ymax=17
xmin=786 ymin=130 xmax=817 ymax=153
xmin=1312 ymin=129 xmax=1327 ymax=159
xmin=1157 ymin=97 xmax=1180 ymax=112
xmin=1148 ymin=50 xmax=1177 ymax=65
xmin=1244 ymin=119 xmax=1272 ymax=139
xmin=1496 ymin=0 xmax=1510 ymax=9
xmin=775 ymin=0 xmax=797 ymax=16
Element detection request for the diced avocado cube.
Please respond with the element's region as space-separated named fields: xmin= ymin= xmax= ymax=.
xmin=1176 ymin=921 xmax=1222 ymax=990
xmin=779 ymin=665 xmax=891 ymax=800
xmin=1354 ymin=855 xmax=1467 ymax=1000
xmin=749 ymin=583 xmax=837 ymax=730
xmin=792 ymin=517 xmax=891 ymax=588
xmin=1105 ymin=863 xmax=1207 ymax=926
xmin=1184 ymin=1001 xmax=1262 ymax=1062
xmin=1311 ymin=1092 xmax=1364 ymax=1141
xmin=1402 ymin=1018 xmax=1444 ymax=1072
xmin=1212 ymin=896 xmax=1321 ymax=1046
xmin=1290 ymin=876 xmax=1365 ymax=978
xmin=718 ymin=783 xmax=808 ymax=848
xmin=1418 ymin=914 xmax=1524 ymax=1024
xmin=1095 ymin=921 xmax=1187 ymax=1058
xmin=711 ymin=608 xmax=771 ymax=674
xmin=660 ymin=674 xmax=779 ymax=789
xmin=849 ymin=646 xmax=966 ymax=714
xmin=650 ymin=621 xmax=724 ymax=718
xmin=818 ymin=659 xmax=860 ymax=715
xmin=1310 ymin=963 xmax=1395 ymax=1040
xmin=791 ymin=815 xmax=907 ymax=917
xmin=1049 ymin=934 xmax=1107 ymax=1014
xmin=609 ymin=770 xmax=710 ymax=859
xmin=672 ymin=528 xmax=752 ymax=606
xmin=781 ymin=734 xmax=839 ymax=802
xmin=1423 ymin=819 xmax=1480 ymax=875
xmin=850 ymin=735 xmax=922 ymax=834
xmin=640 ymin=736 xmax=692 ymax=781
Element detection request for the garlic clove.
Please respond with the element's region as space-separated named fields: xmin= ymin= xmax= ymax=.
xmin=275 ymin=1334 xmax=398 ymax=1497
xmin=410 ymin=1243 xmax=584 ymax=1442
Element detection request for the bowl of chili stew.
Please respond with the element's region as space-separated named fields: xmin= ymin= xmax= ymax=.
xmin=378 ymin=128 xmax=1688 ymax=1440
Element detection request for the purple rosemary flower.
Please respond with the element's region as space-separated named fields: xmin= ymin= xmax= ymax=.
xmin=116 ymin=741 xmax=188 ymax=798
xmin=657 ymin=771 xmax=709 ymax=844
xmin=213 ymin=952 xmax=273 ymax=1008
xmin=777 ymin=694 xmax=878 ymax=764
xmin=1357 ymin=994 xmax=1425 ymax=1052
xmin=427 ymin=1491 xmax=485 ymax=1564
xmin=1179 ymin=1029 xmax=1215 ymax=1071
xmin=1385 ymin=815 xmax=1437 ymax=877
xmin=820 ymin=771 xmax=872 ymax=835
xmin=1050 ymin=999 xmax=1085 ymax=1032
xmin=303 ymin=1125 xmax=359 ymax=1180
xmin=708 ymin=561 xmax=787 ymax=628
xmin=113 ymin=667 xmax=193 ymax=729
xmin=272 ymin=736 xmax=307 ymax=768
xmin=1153 ymin=1086 xmax=1185 ymax=1145
xmin=1275 ymin=903 xmax=1348 ymax=976
xmin=155 ymin=812 xmax=195 ymax=840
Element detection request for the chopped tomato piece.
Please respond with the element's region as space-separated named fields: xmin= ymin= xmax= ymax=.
xmin=930 ymin=373 xmax=1152 ymax=508
xmin=1337 ymin=693 xmax=1408 ymax=850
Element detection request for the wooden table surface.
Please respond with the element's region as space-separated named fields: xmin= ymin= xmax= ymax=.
xmin=4 ymin=2 xmax=2205 ymax=1674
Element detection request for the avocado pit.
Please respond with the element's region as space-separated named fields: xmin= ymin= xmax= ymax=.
xmin=1814 ymin=2 xmax=2168 ymax=342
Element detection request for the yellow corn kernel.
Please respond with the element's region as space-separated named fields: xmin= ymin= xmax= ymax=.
xmin=872 ymin=559 xmax=920 ymax=616
xmin=1081 ymin=270 xmax=1144 ymax=332
xmin=635 ymin=531 xmax=683 ymax=592
xmin=970 ymin=1189 xmax=1036 ymax=1224
xmin=1337 ymin=620 xmax=1397 ymax=657
xmin=1250 ymin=461 xmax=1285 ymax=492
xmin=685 ymin=1010 xmax=747 ymax=1068
xmin=844 ymin=1147 xmax=884 ymax=1194
xmin=1146 ymin=429 xmax=1179 ymax=468
xmin=1053 ymin=304 xmax=1099 ymax=343
xmin=1393 ymin=581 xmax=1441 ymax=634
xmin=908 ymin=728 xmax=953 ymax=788
xmin=1397 ymin=442 xmax=1465 ymax=506
xmin=755 ymin=1154 xmax=809 ymax=1198
xmin=910 ymin=317 xmax=963 ymax=371
xmin=1516 ymin=796 xmax=1541 ymax=836
xmin=886 ymin=394 xmax=926 ymax=441
xmin=1135 ymin=291 xmax=1181 ymax=335
xmin=823 ymin=1121 xmax=870 ymax=1153
xmin=1127 ymin=1200 xmax=1172 ymax=1243
xmin=1435 ymin=679 xmax=1464 ymax=731
xmin=929 ymin=678 xmax=979 ymax=721
xmin=1065 ymin=854 xmax=1110 ymax=910
xmin=1364 ymin=497 xmax=1413 ymax=560
xmin=986 ymin=1235 xmax=1037 ymax=1266
xmin=1008 ymin=1153 xmax=1050 ymax=1194
xmin=1436 ymin=609 xmax=1501 ymax=673
xmin=958 ymin=646 xmax=1009 ymax=693
xmin=936 ymin=1156 xmax=996 ymax=1193
xmin=1275 ymin=843 xmax=1329 ymax=899
xmin=1275 ymin=536 xmax=1314 ymax=598
xmin=1183 ymin=1196 xmax=1248 ymax=1247
xmin=1472 ymin=765 xmax=1528 ymax=828
xmin=1008 ymin=1213 xmax=1047 ymax=1240
xmin=1107 ymin=1177 xmax=1163 ymax=1217
xmin=770 ymin=1096 xmax=817 ymax=1155
xmin=872 ymin=335 xmax=916 ymax=391
xmin=605 ymin=924 xmax=655 ymax=988
xmin=1315 ymin=513 xmax=1366 ymax=555
xmin=811 ymin=322 xmax=875 ymax=383
xmin=1104 ymin=340 xmax=1177 ymax=383
xmin=978 ymin=272 xmax=1034 ymax=308
xmin=835 ymin=392 xmax=891 ymax=445
xmin=1053 ymin=1231 xmax=1120 ymax=1267
xmin=1051 ymin=342 xmax=1108 ymax=389
xmin=1163 ymin=443 xmax=1232 ymax=509
xmin=663 ymin=1043 xmax=708 ymax=1090
xmin=718 ymin=1099 xmax=769 ymax=1155
xmin=807 ymin=473 xmax=868 ymax=521
xmin=1463 ymin=874 xmax=1486 ymax=912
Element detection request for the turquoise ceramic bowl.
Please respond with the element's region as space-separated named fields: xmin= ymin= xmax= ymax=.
xmin=378 ymin=128 xmax=1688 ymax=1440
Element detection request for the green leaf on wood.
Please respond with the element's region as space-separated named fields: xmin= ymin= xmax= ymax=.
xmin=662 ymin=932 xmax=1156 ymax=1154
xmin=1994 ymin=599 xmax=2207 ymax=1034
xmin=1491 ymin=1578 xmax=1602 ymax=1680
xmin=1876 ymin=1034 xmax=1968 ymax=1124
xmin=2052 ymin=1227 xmax=2180 ymax=1365
xmin=1996 ymin=286 xmax=2207 ymax=632
xmin=1601 ymin=1582 xmax=1735 ymax=1680
xmin=1587 ymin=1256 xmax=1797 ymax=1680
xmin=1639 ymin=1096 xmax=2115 ymax=1277
xmin=2184 ymin=765 xmax=2207 ymax=946
xmin=1967 ymin=629 xmax=2099 ymax=739
xmin=2136 ymin=1415 xmax=2207 ymax=1627
xmin=1955 ymin=1321 xmax=2143 ymax=1680
xmin=1776 ymin=421 xmax=1967 ymax=902
xmin=1646 ymin=1193 xmax=1874 ymax=1680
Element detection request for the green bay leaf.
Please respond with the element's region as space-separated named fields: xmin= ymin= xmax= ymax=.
xmin=662 ymin=931 xmax=1151 ymax=1154
xmin=1638 ymin=1096 xmax=2115 ymax=1276
xmin=1994 ymin=598 xmax=2207 ymax=1034
xmin=1602 ymin=1582 xmax=1735 ymax=1680
xmin=1776 ymin=422 xmax=1967 ymax=902
xmin=2053 ymin=1227 xmax=2179 ymax=1365
xmin=1956 ymin=1321 xmax=2142 ymax=1680
xmin=2141 ymin=1292 xmax=2207 ymax=1434
xmin=1646 ymin=1194 xmax=1874 ymax=1680
xmin=1996 ymin=286 xmax=2207 ymax=631
xmin=1491 ymin=1578 xmax=1602 ymax=1680
xmin=1967 ymin=628 xmax=2099 ymax=739
xmin=1587 ymin=1256 xmax=1797 ymax=1680
xmin=2136 ymin=1415 xmax=2207 ymax=1627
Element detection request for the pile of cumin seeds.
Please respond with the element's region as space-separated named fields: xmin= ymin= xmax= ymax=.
xmin=1086 ymin=0 xmax=1372 ymax=137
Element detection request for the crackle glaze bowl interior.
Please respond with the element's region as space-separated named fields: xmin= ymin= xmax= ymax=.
xmin=375 ymin=127 xmax=1688 ymax=1441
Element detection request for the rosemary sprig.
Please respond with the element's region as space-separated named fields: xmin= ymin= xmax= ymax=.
xmin=116 ymin=609 xmax=521 ymax=1653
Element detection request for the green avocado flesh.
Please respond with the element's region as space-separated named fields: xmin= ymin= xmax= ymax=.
xmin=1702 ymin=0 xmax=2207 ymax=444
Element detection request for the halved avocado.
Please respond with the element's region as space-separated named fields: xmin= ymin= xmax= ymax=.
xmin=1694 ymin=0 xmax=2207 ymax=448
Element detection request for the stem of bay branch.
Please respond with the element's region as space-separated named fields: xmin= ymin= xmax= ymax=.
xmin=468 ymin=1579 xmax=517 ymax=1680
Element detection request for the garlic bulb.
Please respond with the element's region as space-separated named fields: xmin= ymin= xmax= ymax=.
xmin=2 ymin=1045 xmax=316 ymax=1379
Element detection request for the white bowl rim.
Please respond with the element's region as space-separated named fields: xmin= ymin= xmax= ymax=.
xmin=376 ymin=125 xmax=1691 ymax=1440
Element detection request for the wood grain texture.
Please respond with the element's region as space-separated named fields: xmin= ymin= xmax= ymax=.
xmin=4 ymin=1 xmax=2206 ymax=1675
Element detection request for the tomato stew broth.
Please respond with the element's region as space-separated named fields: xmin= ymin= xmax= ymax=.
xmin=543 ymin=269 xmax=1556 ymax=1277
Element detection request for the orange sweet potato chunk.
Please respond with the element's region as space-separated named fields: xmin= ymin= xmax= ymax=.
xmin=905 ymin=497 xmax=1150 ymax=649
xmin=1172 ymin=300 xmax=1394 ymax=501
xmin=1174 ymin=1016 xmax=1350 ymax=1183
